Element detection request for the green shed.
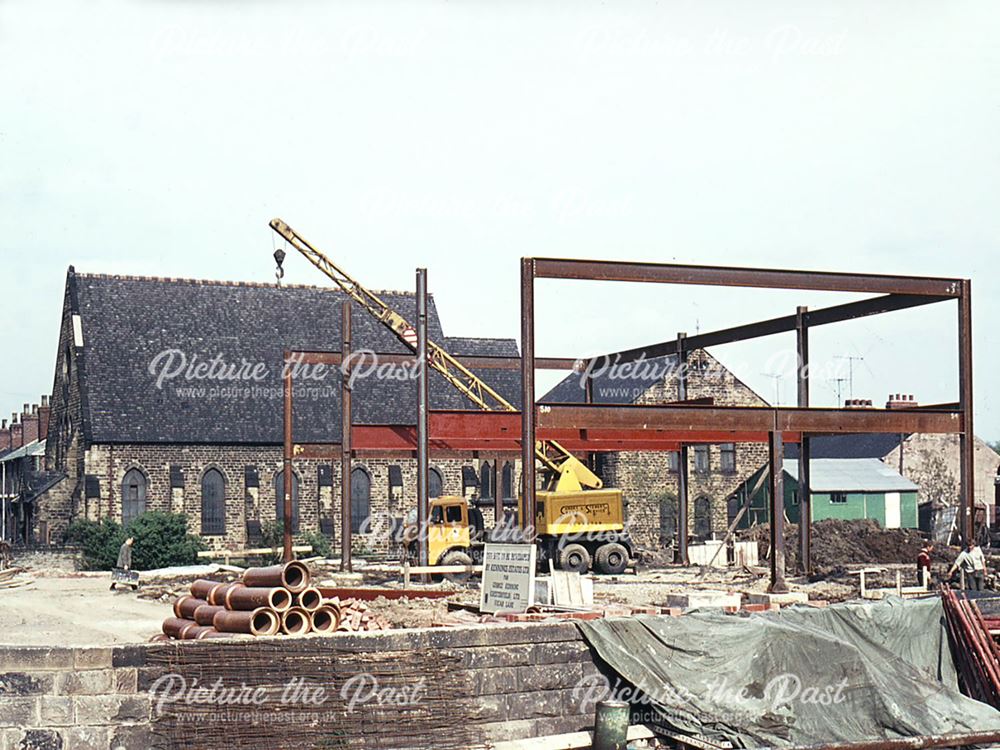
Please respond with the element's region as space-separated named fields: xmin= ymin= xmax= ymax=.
xmin=736 ymin=458 xmax=920 ymax=529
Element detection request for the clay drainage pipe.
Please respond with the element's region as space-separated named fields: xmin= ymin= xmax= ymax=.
xmin=296 ymin=587 xmax=323 ymax=612
xmin=162 ymin=617 xmax=198 ymax=639
xmin=174 ymin=596 xmax=208 ymax=620
xmin=310 ymin=605 xmax=341 ymax=634
xmin=190 ymin=579 xmax=223 ymax=601
xmin=214 ymin=608 xmax=280 ymax=636
xmin=281 ymin=607 xmax=311 ymax=636
xmin=194 ymin=604 xmax=226 ymax=626
xmin=243 ymin=561 xmax=310 ymax=594
xmin=226 ymin=585 xmax=292 ymax=613
xmin=180 ymin=625 xmax=215 ymax=640
xmin=208 ymin=582 xmax=241 ymax=606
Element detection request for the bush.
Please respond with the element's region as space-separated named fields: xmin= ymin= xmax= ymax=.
xmin=64 ymin=518 xmax=125 ymax=570
xmin=260 ymin=521 xmax=332 ymax=564
xmin=63 ymin=512 xmax=205 ymax=571
xmin=125 ymin=512 xmax=206 ymax=570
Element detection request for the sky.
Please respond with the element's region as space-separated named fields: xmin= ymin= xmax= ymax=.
xmin=1 ymin=1 xmax=998 ymax=437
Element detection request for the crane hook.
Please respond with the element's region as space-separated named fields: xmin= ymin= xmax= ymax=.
xmin=274 ymin=247 xmax=286 ymax=287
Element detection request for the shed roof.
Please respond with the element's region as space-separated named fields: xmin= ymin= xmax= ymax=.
xmin=783 ymin=458 xmax=918 ymax=493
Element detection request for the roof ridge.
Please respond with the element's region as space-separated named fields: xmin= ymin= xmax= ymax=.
xmin=72 ymin=271 xmax=414 ymax=297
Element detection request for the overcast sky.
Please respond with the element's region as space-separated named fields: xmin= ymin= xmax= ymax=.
xmin=1 ymin=1 xmax=998 ymax=438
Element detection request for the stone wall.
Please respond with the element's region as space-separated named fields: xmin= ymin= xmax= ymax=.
xmin=0 ymin=623 xmax=607 ymax=749
xmin=0 ymin=645 xmax=152 ymax=750
xmin=885 ymin=433 xmax=1000 ymax=511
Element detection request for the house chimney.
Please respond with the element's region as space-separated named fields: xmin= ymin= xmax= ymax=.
xmin=11 ymin=420 xmax=23 ymax=449
xmin=886 ymin=393 xmax=918 ymax=409
xmin=844 ymin=398 xmax=873 ymax=409
xmin=22 ymin=408 xmax=39 ymax=444
xmin=0 ymin=421 xmax=9 ymax=453
xmin=38 ymin=398 xmax=51 ymax=441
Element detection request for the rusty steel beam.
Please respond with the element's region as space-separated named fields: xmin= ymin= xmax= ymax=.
xmin=521 ymin=258 xmax=536 ymax=537
xmin=282 ymin=355 xmax=294 ymax=563
xmin=676 ymin=333 xmax=689 ymax=566
xmin=340 ymin=301 xmax=352 ymax=573
xmin=591 ymin=293 xmax=952 ymax=366
xmin=416 ymin=268 xmax=430 ymax=567
xmin=958 ymin=280 xmax=975 ymax=544
xmin=532 ymin=258 xmax=962 ymax=297
xmin=796 ymin=306 xmax=811 ymax=575
xmin=537 ymin=404 xmax=963 ymax=435
xmin=786 ymin=729 xmax=1000 ymax=750
xmin=768 ymin=430 xmax=788 ymax=593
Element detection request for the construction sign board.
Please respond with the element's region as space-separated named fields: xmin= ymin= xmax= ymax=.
xmin=479 ymin=543 xmax=536 ymax=614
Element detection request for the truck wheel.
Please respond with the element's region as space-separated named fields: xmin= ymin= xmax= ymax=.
xmin=594 ymin=543 xmax=629 ymax=575
xmin=440 ymin=550 xmax=474 ymax=583
xmin=558 ymin=543 xmax=591 ymax=573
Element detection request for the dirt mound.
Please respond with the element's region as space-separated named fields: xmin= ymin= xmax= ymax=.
xmin=739 ymin=519 xmax=927 ymax=572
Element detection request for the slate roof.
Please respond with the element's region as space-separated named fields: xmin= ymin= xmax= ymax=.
xmin=783 ymin=458 xmax=918 ymax=493
xmin=783 ymin=433 xmax=904 ymax=460
xmin=68 ymin=272 xmax=520 ymax=444
xmin=541 ymin=354 xmax=682 ymax=404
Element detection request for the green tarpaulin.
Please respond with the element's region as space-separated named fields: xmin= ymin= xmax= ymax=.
xmin=577 ymin=597 xmax=1000 ymax=747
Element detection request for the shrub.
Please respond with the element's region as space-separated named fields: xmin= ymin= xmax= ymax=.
xmin=63 ymin=512 xmax=205 ymax=571
xmin=260 ymin=521 xmax=332 ymax=563
xmin=124 ymin=512 xmax=206 ymax=570
xmin=64 ymin=518 xmax=125 ymax=570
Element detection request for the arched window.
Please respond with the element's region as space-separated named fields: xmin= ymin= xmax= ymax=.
xmin=659 ymin=493 xmax=678 ymax=545
xmin=694 ymin=496 xmax=712 ymax=538
xmin=502 ymin=463 xmax=514 ymax=500
xmin=273 ymin=470 xmax=299 ymax=534
xmin=479 ymin=462 xmax=493 ymax=500
xmin=428 ymin=467 xmax=444 ymax=499
xmin=201 ymin=469 xmax=226 ymax=536
xmin=350 ymin=467 xmax=371 ymax=533
xmin=121 ymin=469 xmax=147 ymax=528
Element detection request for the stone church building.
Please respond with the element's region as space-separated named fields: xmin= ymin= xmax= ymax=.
xmin=34 ymin=267 xmax=773 ymax=553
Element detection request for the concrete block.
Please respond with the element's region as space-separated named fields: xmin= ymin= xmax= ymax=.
xmin=74 ymin=649 xmax=113 ymax=671
xmin=73 ymin=696 xmax=150 ymax=726
xmin=516 ymin=662 xmax=582 ymax=692
xmin=530 ymin=640 xmax=590 ymax=666
xmin=664 ymin=591 xmax=742 ymax=610
xmin=477 ymin=718 xmax=540 ymax=744
xmin=0 ymin=672 xmax=54 ymax=697
xmin=38 ymin=696 xmax=74 ymax=727
xmin=55 ymin=670 xmax=114 ymax=696
xmin=17 ymin=729 xmax=62 ymax=750
xmin=447 ymin=694 xmax=508 ymax=723
xmin=746 ymin=591 xmax=810 ymax=607
xmin=0 ymin=648 xmax=75 ymax=672
xmin=0 ymin=697 xmax=38 ymax=727
xmin=443 ymin=644 xmax=534 ymax=669
xmin=111 ymin=647 xmax=146 ymax=669
xmin=471 ymin=666 xmax=519 ymax=695
xmin=506 ymin=688 xmax=579 ymax=719
xmin=63 ymin=726 xmax=109 ymax=750
xmin=113 ymin=669 xmax=138 ymax=694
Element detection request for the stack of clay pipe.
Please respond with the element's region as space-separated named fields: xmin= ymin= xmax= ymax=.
xmin=158 ymin=561 xmax=341 ymax=641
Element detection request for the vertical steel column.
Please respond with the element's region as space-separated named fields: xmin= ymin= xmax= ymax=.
xmin=958 ymin=279 xmax=975 ymax=545
xmin=675 ymin=333 xmax=689 ymax=565
xmin=416 ymin=268 xmax=430 ymax=566
xmin=492 ymin=456 xmax=502 ymax=529
xmin=796 ymin=306 xmax=811 ymax=574
xmin=768 ymin=430 xmax=788 ymax=593
xmin=340 ymin=301 xmax=353 ymax=572
xmin=282 ymin=353 xmax=294 ymax=563
xmin=521 ymin=258 xmax=536 ymax=538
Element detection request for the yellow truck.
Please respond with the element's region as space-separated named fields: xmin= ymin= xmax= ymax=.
xmin=406 ymin=487 xmax=633 ymax=575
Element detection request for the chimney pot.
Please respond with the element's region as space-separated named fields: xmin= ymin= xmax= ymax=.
xmin=42 ymin=395 xmax=49 ymax=407
xmin=22 ymin=403 xmax=29 ymax=414
xmin=32 ymin=404 xmax=38 ymax=415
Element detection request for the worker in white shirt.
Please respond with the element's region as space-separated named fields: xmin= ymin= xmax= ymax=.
xmin=948 ymin=539 xmax=986 ymax=591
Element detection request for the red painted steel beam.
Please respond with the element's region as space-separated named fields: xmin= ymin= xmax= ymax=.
xmin=532 ymin=258 xmax=963 ymax=297
xmin=537 ymin=404 xmax=963 ymax=435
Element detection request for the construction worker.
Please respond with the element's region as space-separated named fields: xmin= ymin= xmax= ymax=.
xmin=948 ymin=539 xmax=986 ymax=591
xmin=110 ymin=537 xmax=134 ymax=591
xmin=916 ymin=543 xmax=934 ymax=587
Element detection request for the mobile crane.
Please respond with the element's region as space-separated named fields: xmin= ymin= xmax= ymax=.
xmin=269 ymin=218 xmax=633 ymax=574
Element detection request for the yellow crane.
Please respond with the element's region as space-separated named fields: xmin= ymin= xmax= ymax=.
xmin=269 ymin=218 xmax=601 ymax=494
xmin=269 ymin=218 xmax=632 ymax=574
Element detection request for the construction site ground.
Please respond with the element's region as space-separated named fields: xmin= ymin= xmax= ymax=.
xmin=0 ymin=559 xmax=942 ymax=647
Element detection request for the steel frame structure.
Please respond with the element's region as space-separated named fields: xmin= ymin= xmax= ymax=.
xmin=521 ymin=258 xmax=973 ymax=592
